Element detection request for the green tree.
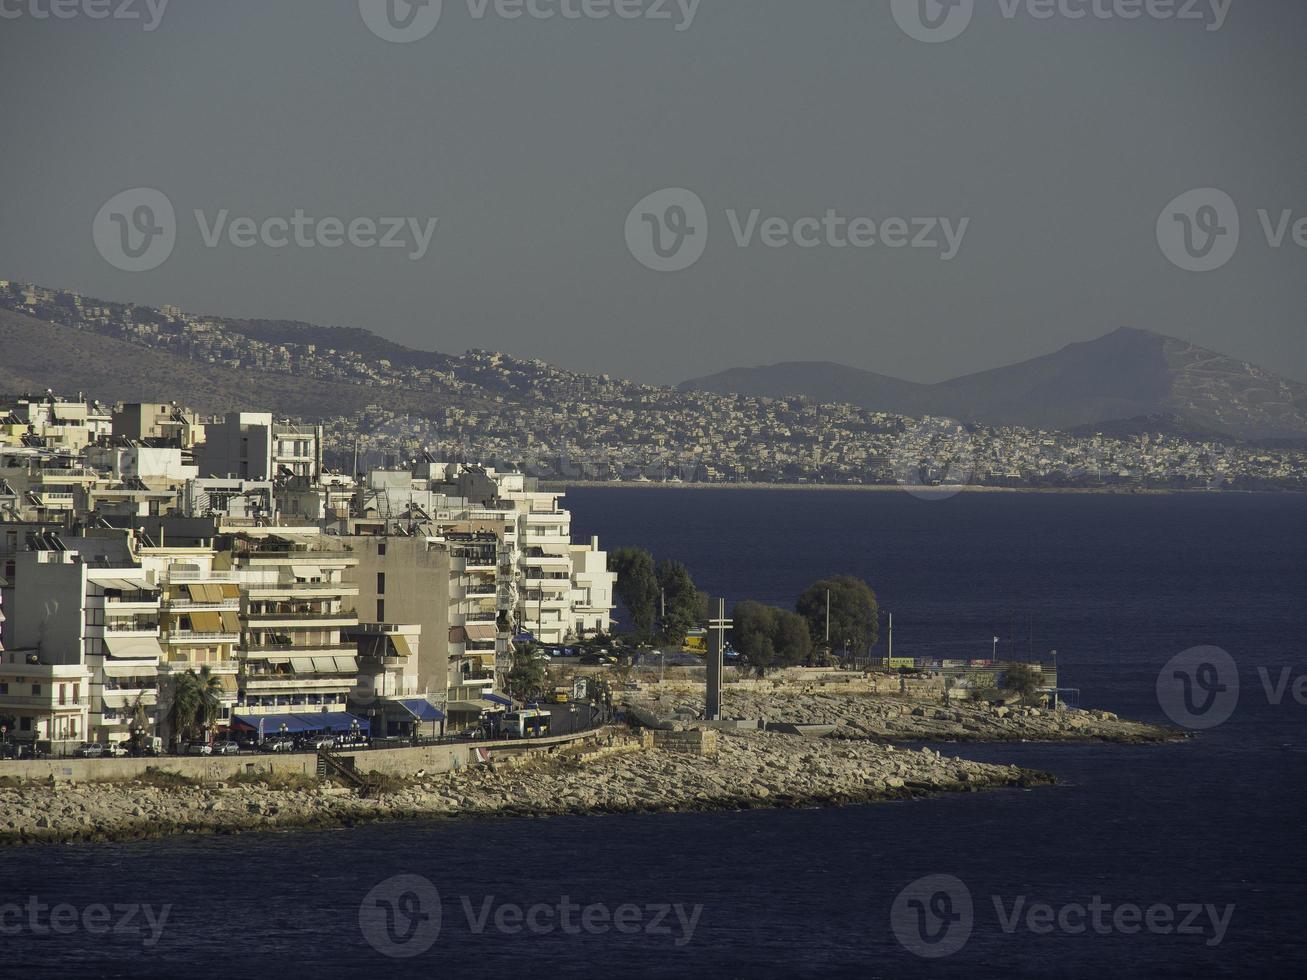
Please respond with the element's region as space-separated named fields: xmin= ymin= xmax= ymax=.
xmin=772 ymin=609 xmax=814 ymax=667
xmin=796 ymin=576 xmax=879 ymax=658
xmin=165 ymin=667 xmax=224 ymax=747
xmin=506 ymin=646 xmax=547 ymax=704
xmin=655 ymin=559 xmax=700 ymax=644
xmin=611 ymin=547 xmax=660 ymax=636
xmin=731 ymin=601 xmax=778 ymax=675
xmin=1003 ymin=664 xmax=1042 ymax=699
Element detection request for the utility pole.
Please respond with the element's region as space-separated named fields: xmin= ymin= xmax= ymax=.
xmin=825 ymin=589 xmax=830 ymax=647
xmin=706 ymin=598 xmax=732 ymax=721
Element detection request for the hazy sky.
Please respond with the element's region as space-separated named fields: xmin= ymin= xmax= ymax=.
xmin=1 ymin=0 xmax=1304 ymax=385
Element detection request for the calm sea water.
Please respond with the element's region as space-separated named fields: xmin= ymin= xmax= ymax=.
xmin=4 ymin=490 xmax=1305 ymax=978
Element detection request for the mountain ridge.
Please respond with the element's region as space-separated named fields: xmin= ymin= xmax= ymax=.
xmin=680 ymin=327 xmax=1307 ymax=440
xmin=3 ymin=280 xmax=1304 ymax=441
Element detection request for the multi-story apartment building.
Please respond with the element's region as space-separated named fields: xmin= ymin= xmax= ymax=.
xmin=225 ymin=529 xmax=361 ymax=731
xmin=344 ymin=622 xmax=445 ymax=738
xmin=147 ymin=547 xmax=242 ymax=745
xmin=0 ymin=652 xmax=91 ymax=756
xmin=111 ymin=402 xmax=204 ymax=447
xmin=197 ymin=412 xmax=323 ymax=482
xmin=342 ymin=533 xmax=451 ymax=698
xmin=5 ymin=530 xmax=162 ymax=750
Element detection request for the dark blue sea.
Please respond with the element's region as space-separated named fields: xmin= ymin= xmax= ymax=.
xmin=4 ymin=490 xmax=1305 ymax=978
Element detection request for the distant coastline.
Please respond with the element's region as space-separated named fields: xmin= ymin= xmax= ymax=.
xmin=543 ymin=481 xmax=1275 ymax=495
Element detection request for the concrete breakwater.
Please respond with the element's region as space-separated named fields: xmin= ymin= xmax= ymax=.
xmin=633 ymin=690 xmax=1179 ymax=744
xmin=0 ymin=730 xmax=1050 ymax=846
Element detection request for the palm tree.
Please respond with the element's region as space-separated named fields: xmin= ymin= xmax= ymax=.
xmin=165 ymin=667 xmax=225 ymax=748
xmin=125 ymin=693 xmax=152 ymax=752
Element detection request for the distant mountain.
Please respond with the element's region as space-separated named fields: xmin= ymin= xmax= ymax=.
xmin=680 ymin=329 xmax=1307 ymax=440
xmin=0 ymin=306 xmax=487 ymax=419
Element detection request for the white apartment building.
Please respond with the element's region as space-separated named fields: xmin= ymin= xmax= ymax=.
xmin=6 ymin=531 xmax=163 ymax=750
xmin=197 ymin=412 xmax=323 ymax=482
xmin=226 ymin=528 xmax=362 ymax=733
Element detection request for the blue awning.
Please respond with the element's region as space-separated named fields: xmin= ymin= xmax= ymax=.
xmin=397 ymin=699 xmax=445 ymax=723
xmin=513 ymin=632 xmax=535 ymax=643
xmin=232 ymin=712 xmax=370 ymax=734
xmin=482 ymin=692 xmax=512 ymax=707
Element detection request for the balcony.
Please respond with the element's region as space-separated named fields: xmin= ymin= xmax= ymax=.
xmin=245 ymin=611 xmax=357 ymax=625
xmin=167 ymin=630 xmax=241 ymax=644
xmin=243 ymin=675 xmax=356 ymax=692
xmin=167 ymin=597 xmax=241 ymax=610
xmin=168 ymin=570 xmax=239 ymax=583
xmin=159 ymin=660 xmax=240 ymax=674
xmin=523 ymin=577 xmax=571 ymax=592
xmin=0 ymin=694 xmax=89 ymax=709
xmin=243 ymin=642 xmax=357 ymax=656
xmin=103 ymin=621 xmax=161 ymax=636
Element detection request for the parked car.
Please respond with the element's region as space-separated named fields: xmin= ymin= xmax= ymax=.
xmin=578 ymin=654 xmax=616 ymax=666
xmin=185 ymin=742 xmax=213 ymax=756
xmin=104 ymin=743 xmax=130 ymax=758
xmin=296 ymin=735 xmax=335 ymax=751
xmin=332 ymin=733 xmax=370 ymax=751
xmin=211 ymin=740 xmax=240 ymax=755
xmin=262 ymin=738 xmax=296 ymax=753
xmin=74 ymin=742 xmax=105 ymax=758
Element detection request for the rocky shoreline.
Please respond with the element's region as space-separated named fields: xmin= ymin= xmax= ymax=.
xmin=0 ymin=729 xmax=1051 ymax=847
xmin=636 ymin=690 xmax=1180 ymax=744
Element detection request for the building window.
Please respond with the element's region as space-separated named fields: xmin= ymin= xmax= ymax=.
xmin=376 ymin=572 xmax=385 ymax=595
xmin=19 ymin=717 xmax=31 ymax=731
xmin=378 ymin=541 xmax=387 ymax=556
xmin=377 ymin=599 xmax=385 ymax=621
xmin=31 ymin=684 xmax=41 ymax=696
xmin=0 ymin=683 xmax=6 ymax=695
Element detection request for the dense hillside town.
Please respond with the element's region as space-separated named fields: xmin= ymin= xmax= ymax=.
xmin=3 ymin=281 xmax=1306 ymax=490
